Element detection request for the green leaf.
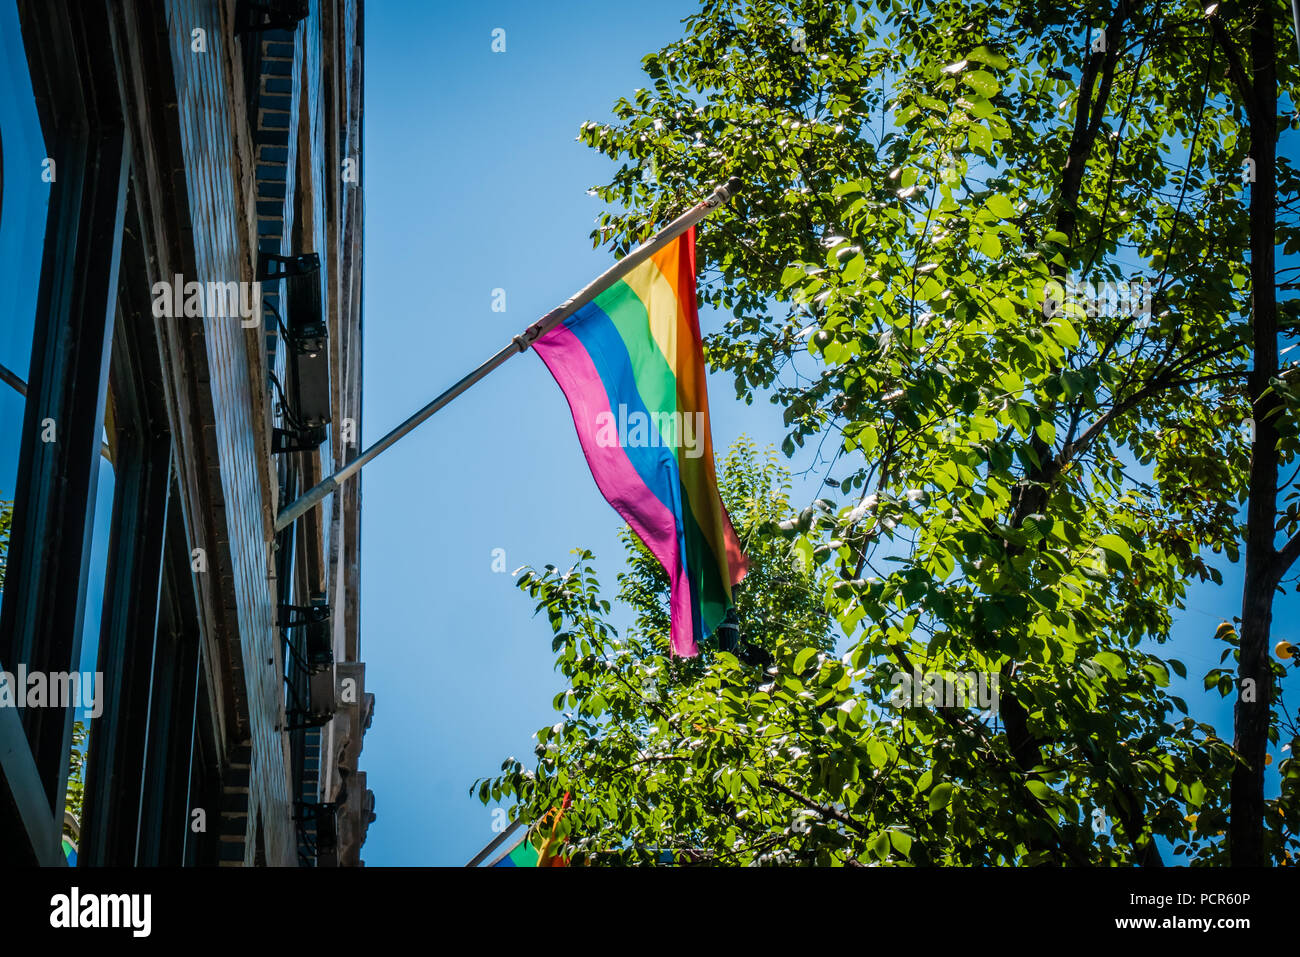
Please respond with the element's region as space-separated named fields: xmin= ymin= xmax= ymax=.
xmin=963 ymin=71 xmax=999 ymax=98
xmin=871 ymin=832 xmax=890 ymax=860
xmin=1144 ymin=661 xmax=1170 ymax=688
xmin=889 ymin=830 xmax=913 ymax=858
xmin=1026 ymin=780 xmax=1054 ymax=802
xmin=984 ymin=194 xmax=1015 ymax=220
xmin=966 ymin=46 xmax=1010 ymax=70
xmin=963 ymin=94 xmax=995 ymax=119
xmin=1096 ymin=534 xmax=1132 ymax=570
xmin=929 ymin=781 xmax=954 ymax=811
xmin=967 ymin=123 xmax=993 ymax=154
xmin=867 ymin=738 xmax=889 ymax=769
xmin=1094 ymin=651 xmax=1125 ymax=679
xmin=978 ymin=230 xmax=1003 ymax=258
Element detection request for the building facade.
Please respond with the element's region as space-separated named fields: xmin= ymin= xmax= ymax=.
xmin=0 ymin=0 xmax=371 ymax=866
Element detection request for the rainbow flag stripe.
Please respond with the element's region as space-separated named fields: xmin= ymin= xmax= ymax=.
xmin=535 ymin=226 xmax=747 ymax=657
xmin=491 ymin=794 xmax=572 ymax=866
xmin=492 ymin=836 xmax=541 ymax=867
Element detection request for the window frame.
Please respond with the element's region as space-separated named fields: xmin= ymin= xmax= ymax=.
xmin=0 ymin=0 xmax=130 ymax=866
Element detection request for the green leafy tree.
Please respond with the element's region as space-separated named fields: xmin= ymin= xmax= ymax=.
xmin=478 ymin=441 xmax=849 ymax=863
xmin=0 ymin=494 xmax=12 ymax=593
xmin=64 ymin=720 xmax=87 ymax=839
xmin=487 ymin=0 xmax=1300 ymax=863
xmin=480 ymin=439 xmax=1225 ymax=865
xmin=616 ymin=437 xmax=834 ymax=657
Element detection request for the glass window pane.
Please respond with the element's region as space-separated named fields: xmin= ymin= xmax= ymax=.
xmin=0 ymin=0 xmax=50 ymax=613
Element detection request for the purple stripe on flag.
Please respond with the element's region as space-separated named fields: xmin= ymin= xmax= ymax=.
xmin=534 ymin=324 xmax=697 ymax=654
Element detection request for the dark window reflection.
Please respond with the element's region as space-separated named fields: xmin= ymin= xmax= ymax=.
xmin=0 ymin=0 xmax=50 ymax=614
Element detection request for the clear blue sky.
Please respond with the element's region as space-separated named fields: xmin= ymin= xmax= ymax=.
xmin=358 ymin=0 xmax=751 ymax=866
xmin=357 ymin=0 xmax=1294 ymax=866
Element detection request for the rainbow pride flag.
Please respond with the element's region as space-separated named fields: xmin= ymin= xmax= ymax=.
xmin=491 ymin=833 xmax=542 ymax=867
xmin=490 ymin=793 xmax=572 ymax=867
xmin=534 ymin=226 xmax=747 ymax=657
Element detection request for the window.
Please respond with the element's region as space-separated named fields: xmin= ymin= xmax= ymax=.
xmin=0 ymin=0 xmax=51 ymax=617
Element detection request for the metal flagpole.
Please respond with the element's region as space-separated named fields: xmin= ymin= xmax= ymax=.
xmin=274 ymin=176 xmax=743 ymax=532
xmin=1292 ymin=0 xmax=1300 ymax=67
xmin=464 ymin=816 xmax=525 ymax=867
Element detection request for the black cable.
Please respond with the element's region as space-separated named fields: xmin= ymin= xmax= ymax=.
xmin=268 ymin=369 xmax=307 ymax=432
xmin=264 ymin=296 xmax=293 ymax=343
xmin=264 ymin=297 xmax=312 ymax=433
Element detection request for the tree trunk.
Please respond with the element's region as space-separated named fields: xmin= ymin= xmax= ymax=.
xmin=1230 ymin=0 xmax=1278 ymax=868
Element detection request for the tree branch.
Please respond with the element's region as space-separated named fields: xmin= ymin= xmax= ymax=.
xmin=1278 ymin=530 xmax=1300 ymax=577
